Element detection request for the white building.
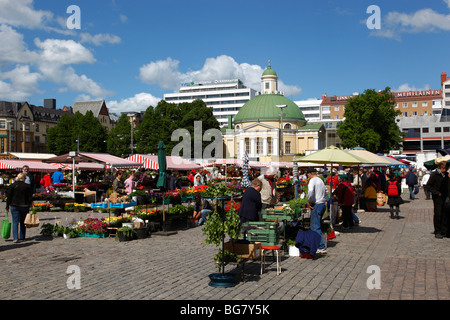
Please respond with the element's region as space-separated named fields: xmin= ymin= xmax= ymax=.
xmin=164 ymin=79 xmax=257 ymax=127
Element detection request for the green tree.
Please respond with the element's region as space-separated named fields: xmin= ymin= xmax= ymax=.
xmin=135 ymin=99 xmax=221 ymax=156
xmin=336 ymin=87 xmax=403 ymax=153
xmin=46 ymin=111 xmax=107 ymax=155
xmin=107 ymin=114 xmax=132 ymax=157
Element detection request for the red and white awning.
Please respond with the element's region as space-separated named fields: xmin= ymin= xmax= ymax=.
xmin=125 ymin=154 xmax=202 ymax=171
xmin=0 ymin=160 xmax=60 ymax=172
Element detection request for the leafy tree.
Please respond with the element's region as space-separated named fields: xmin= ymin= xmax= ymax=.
xmin=47 ymin=111 xmax=107 ymax=155
xmin=336 ymin=87 xmax=403 ymax=153
xmin=135 ymin=99 xmax=221 ymax=157
xmin=107 ymin=114 xmax=132 ymax=157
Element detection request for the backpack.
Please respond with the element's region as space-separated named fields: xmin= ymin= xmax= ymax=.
xmin=387 ymin=180 xmax=399 ymax=196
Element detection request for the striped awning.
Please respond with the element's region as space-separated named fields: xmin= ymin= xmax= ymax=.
xmin=125 ymin=154 xmax=202 ymax=171
xmin=0 ymin=160 xmax=60 ymax=172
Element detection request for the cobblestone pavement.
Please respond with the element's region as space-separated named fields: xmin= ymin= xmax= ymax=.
xmin=0 ymin=192 xmax=449 ymax=302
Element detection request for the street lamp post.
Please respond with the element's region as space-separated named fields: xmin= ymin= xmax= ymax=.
xmin=6 ymin=120 xmax=12 ymax=154
xmin=276 ymin=105 xmax=287 ymax=157
xmin=127 ymin=113 xmax=135 ymax=156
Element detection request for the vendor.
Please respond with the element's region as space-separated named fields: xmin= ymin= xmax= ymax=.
xmin=124 ymin=172 xmax=135 ymax=195
xmin=238 ymin=178 xmax=262 ymax=223
xmin=113 ymin=170 xmax=126 ymax=195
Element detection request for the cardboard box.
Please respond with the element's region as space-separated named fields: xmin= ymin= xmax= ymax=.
xmin=134 ymin=221 xmax=144 ymax=229
xmin=224 ymin=241 xmax=261 ymax=260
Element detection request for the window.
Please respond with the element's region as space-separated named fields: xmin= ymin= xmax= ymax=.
xmin=334 ymin=115 xmax=340 ymax=119
xmin=334 ymin=106 xmax=339 ymax=111
xmin=436 ymin=127 xmax=442 ymax=133
xmin=422 ymin=128 xmax=429 ymax=133
xmin=423 ymin=111 xmax=428 ymax=116
xmin=267 ymin=137 xmax=272 ymax=154
xmin=256 ymin=138 xmax=263 ymax=154
xmin=412 ymin=111 xmax=418 ymax=116
xmin=265 ymin=82 xmax=270 ymax=89
xmin=395 ymin=103 xmax=399 ymax=108
xmin=25 ymin=135 xmax=30 ymax=143
xmin=245 ymin=138 xmax=250 ymax=153
xmin=412 ymin=102 xmax=418 ymax=107
xmin=0 ymin=121 xmax=5 ymax=129
xmin=403 ymin=103 xmax=408 ymax=107
xmin=285 ymin=141 xmax=291 ymax=154
xmin=444 ymin=127 xmax=450 ymax=133
xmin=35 ymin=136 xmax=40 ymax=143
xmin=403 ymin=112 xmax=408 ymax=117
xmin=35 ymin=124 xmax=39 ymax=132
xmin=284 ymin=123 xmax=292 ymax=129
xmin=422 ymin=102 xmax=428 ymax=107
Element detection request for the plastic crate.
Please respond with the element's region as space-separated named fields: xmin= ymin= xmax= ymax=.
xmin=91 ymin=202 xmax=108 ymax=209
xmin=242 ymin=221 xmax=278 ymax=230
xmin=109 ymin=201 xmax=137 ymax=209
xmin=246 ymin=233 xmax=280 ymax=246
xmin=262 ymin=214 xmax=292 ymax=221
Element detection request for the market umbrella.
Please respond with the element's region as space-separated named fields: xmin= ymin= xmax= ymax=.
xmin=424 ymin=154 xmax=450 ymax=170
xmin=154 ymin=141 xmax=176 ymax=235
xmin=241 ymin=152 xmax=251 ymax=189
xmin=348 ymin=148 xmax=392 ymax=167
xmin=294 ymin=146 xmax=372 ymax=166
xmin=294 ymin=146 xmax=373 ymax=224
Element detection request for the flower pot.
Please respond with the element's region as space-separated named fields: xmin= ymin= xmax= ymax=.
xmin=117 ymin=231 xmax=134 ymax=242
xmin=135 ymin=227 xmax=148 ymax=239
xmin=208 ymin=273 xmax=236 ymax=288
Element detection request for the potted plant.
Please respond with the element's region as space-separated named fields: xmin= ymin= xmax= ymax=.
xmin=202 ymin=199 xmax=241 ymax=287
xmin=285 ymin=239 xmax=299 ymax=257
xmin=115 ymin=226 xmax=136 ymax=242
xmin=40 ymin=223 xmax=55 ymax=238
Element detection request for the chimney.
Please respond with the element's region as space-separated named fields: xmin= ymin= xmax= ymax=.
xmin=441 ymin=72 xmax=449 ymax=86
xmin=44 ymin=99 xmax=56 ymax=109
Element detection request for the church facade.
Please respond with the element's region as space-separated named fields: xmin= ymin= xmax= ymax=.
xmin=223 ymin=62 xmax=325 ymax=162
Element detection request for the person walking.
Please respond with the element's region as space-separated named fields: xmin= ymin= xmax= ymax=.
xmin=6 ymin=173 xmax=33 ymax=243
xmin=427 ymin=161 xmax=449 ymax=239
xmin=405 ymin=167 xmax=418 ymax=200
xmin=51 ymin=168 xmax=64 ymax=185
xmin=306 ymin=168 xmax=328 ymax=254
xmin=237 ymin=179 xmax=263 ymax=224
xmin=421 ymin=170 xmax=431 ymax=200
xmin=385 ymin=172 xmax=404 ymax=219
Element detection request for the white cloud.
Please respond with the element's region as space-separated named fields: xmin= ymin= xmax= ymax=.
xmin=0 ymin=24 xmax=37 ymax=64
xmin=139 ymin=55 xmax=302 ymax=96
xmin=394 ymin=83 xmax=431 ymax=92
xmin=371 ymin=5 xmax=450 ymax=39
xmin=107 ymin=93 xmax=161 ymax=114
xmin=0 ymin=64 xmax=42 ymax=100
xmin=35 ymin=38 xmax=96 ymax=65
xmin=0 ymin=0 xmax=52 ymax=29
xmin=80 ymin=33 xmax=122 ymax=46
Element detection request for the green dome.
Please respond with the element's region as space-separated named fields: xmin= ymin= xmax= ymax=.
xmin=234 ymin=94 xmax=306 ymax=123
xmin=262 ymin=66 xmax=277 ymax=76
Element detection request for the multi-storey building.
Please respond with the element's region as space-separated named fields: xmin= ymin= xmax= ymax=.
xmin=0 ymin=99 xmax=71 ymax=154
xmin=164 ymin=79 xmax=257 ymax=127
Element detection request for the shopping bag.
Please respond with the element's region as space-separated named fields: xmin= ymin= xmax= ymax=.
xmin=24 ymin=213 xmax=40 ymax=228
xmin=1 ymin=212 xmax=11 ymax=239
xmin=414 ymin=186 xmax=419 ymax=195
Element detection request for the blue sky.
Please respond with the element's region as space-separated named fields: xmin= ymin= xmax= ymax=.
xmin=0 ymin=0 xmax=450 ymax=114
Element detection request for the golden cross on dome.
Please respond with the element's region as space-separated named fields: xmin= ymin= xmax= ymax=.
xmin=268 ymin=60 xmax=271 ymax=68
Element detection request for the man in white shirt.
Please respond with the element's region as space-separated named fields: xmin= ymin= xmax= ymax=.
xmin=306 ymin=168 xmax=328 ymax=254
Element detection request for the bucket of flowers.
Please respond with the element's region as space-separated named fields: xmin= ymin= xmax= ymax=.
xmin=77 ymin=218 xmax=108 ymax=238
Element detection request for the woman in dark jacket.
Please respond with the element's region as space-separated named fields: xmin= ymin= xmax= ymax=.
xmin=6 ymin=173 xmax=33 ymax=242
xmin=384 ymin=172 xmax=404 ymax=219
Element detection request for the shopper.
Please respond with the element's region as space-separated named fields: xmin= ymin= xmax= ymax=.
xmin=333 ymin=173 xmax=355 ymax=229
xmin=385 ymin=172 xmax=404 ymax=219
xmin=427 ymin=162 xmax=449 ymax=239
xmin=405 ymin=167 xmax=418 ymax=200
xmin=306 ymin=168 xmax=328 ymax=254
xmin=421 ymin=170 xmax=431 ymax=200
xmin=113 ymin=170 xmax=126 ymax=194
xmin=257 ymin=166 xmax=278 ymax=209
xmin=6 ymin=173 xmax=32 ymax=243
xmin=22 ymin=165 xmax=36 ymax=194
xmin=124 ymin=172 xmax=135 ymax=195
xmin=40 ymin=173 xmax=52 ymax=189
xmin=51 ymin=168 xmax=64 ymax=185
xmin=238 ymin=178 xmax=263 ymax=224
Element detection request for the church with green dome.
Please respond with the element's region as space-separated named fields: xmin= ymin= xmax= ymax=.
xmin=223 ymin=61 xmax=325 ymax=162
